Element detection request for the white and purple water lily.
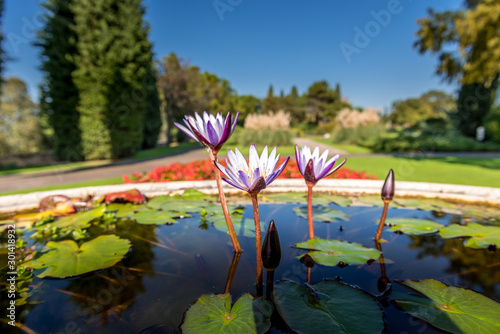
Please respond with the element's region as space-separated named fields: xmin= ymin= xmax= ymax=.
xmin=295 ymin=145 xmax=346 ymax=186
xmin=216 ymin=145 xmax=290 ymax=194
xmin=174 ymin=111 xmax=238 ymax=153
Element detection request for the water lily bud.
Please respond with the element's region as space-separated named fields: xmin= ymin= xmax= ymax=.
xmin=381 ymin=169 xmax=395 ymax=201
xmin=262 ymin=220 xmax=281 ymax=270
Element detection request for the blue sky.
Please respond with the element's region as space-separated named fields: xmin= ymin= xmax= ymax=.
xmin=3 ymin=0 xmax=462 ymax=112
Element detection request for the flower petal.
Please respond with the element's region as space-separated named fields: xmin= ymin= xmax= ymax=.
xmin=249 ymin=145 xmax=259 ymax=171
xmin=266 ymin=156 xmax=290 ymax=185
xmin=238 ymin=170 xmax=251 ymax=190
xmin=324 ymin=158 xmax=347 ymax=178
xmin=221 ymin=177 xmax=247 ymax=192
xmin=248 ymin=176 xmax=267 ymax=193
xmin=174 ymin=122 xmax=198 ymax=142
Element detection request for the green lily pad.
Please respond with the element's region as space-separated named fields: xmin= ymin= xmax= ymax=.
xmin=181 ymin=293 xmax=272 ymax=334
xmin=22 ymin=235 xmax=130 ymax=278
xmin=295 ymin=238 xmax=380 ymax=267
xmin=461 ymin=206 xmax=500 ymax=220
xmin=147 ymin=195 xmax=211 ymax=213
xmin=181 ymin=189 xmax=216 ymax=201
xmin=262 ymin=191 xmax=306 ymax=203
xmin=210 ymin=215 xmax=264 ymax=238
xmin=393 ymin=198 xmax=460 ymax=212
xmin=263 ymin=192 xmax=352 ymax=207
xmin=439 ymin=223 xmax=500 ymax=249
xmin=294 ymin=206 xmax=349 ymax=222
xmin=395 ymin=279 xmax=500 ymax=334
xmin=128 ymin=210 xmax=191 ymax=225
xmin=274 ymin=280 xmax=383 ymax=334
xmin=357 ymin=195 xmax=394 ymax=207
xmin=380 ymin=218 xmax=444 ymax=235
xmin=106 ymin=203 xmax=151 ymax=218
xmin=48 ymin=206 xmax=106 ymax=229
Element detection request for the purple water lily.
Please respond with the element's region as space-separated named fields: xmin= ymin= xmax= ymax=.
xmin=174 ymin=111 xmax=238 ymax=154
xmin=216 ymin=145 xmax=290 ymax=286
xmin=174 ymin=111 xmax=241 ymax=253
xmin=216 ymin=145 xmax=290 ymax=194
xmin=295 ymin=145 xmax=346 ymax=239
xmin=295 ymin=145 xmax=346 ymax=186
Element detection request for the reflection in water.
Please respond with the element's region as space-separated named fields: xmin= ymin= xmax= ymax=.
xmin=10 ymin=203 xmax=500 ymax=333
xmin=407 ymin=233 xmax=500 ymax=300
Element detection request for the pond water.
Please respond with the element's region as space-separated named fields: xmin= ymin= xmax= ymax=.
xmin=2 ymin=199 xmax=500 ymax=334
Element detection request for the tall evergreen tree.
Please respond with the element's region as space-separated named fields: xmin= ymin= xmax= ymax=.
xmin=38 ymin=0 xmax=82 ymax=161
xmin=142 ymin=64 xmax=162 ymax=149
xmin=71 ymin=0 xmax=158 ymax=159
xmin=0 ymin=0 xmax=4 ymax=97
xmin=262 ymin=84 xmax=278 ymax=112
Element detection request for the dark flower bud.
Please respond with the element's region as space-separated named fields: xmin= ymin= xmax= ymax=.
xmin=262 ymin=220 xmax=281 ymax=271
xmin=381 ymin=169 xmax=395 ymax=201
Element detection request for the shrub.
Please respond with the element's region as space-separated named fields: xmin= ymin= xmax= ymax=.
xmin=237 ymin=128 xmax=292 ymax=147
xmin=244 ymin=110 xmax=291 ymax=130
xmin=331 ymin=123 xmax=388 ymax=147
xmin=484 ymin=107 xmax=500 ymax=143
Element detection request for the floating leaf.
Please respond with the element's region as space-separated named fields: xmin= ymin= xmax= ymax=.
xmin=357 ymin=195 xmax=402 ymax=208
xmin=128 ymin=210 xmax=191 ymax=225
xmin=263 ymin=192 xmax=352 ymax=207
xmin=106 ymin=203 xmax=151 ymax=218
xmin=274 ymin=280 xmax=383 ymax=334
xmin=395 ymin=279 xmax=500 ymax=334
xmin=262 ymin=192 xmax=306 ymax=203
xmin=181 ymin=189 xmax=216 ymax=201
xmin=210 ymin=215 xmax=264 ymax=238
xmin=181 ymin=293 xmax=272 ymax=334
xmin=294 ymin=206 xmax=349 ymax=222
xmin=461 ymin=206 xmax=500 ymax=221
xmin=147 ymin=195 xmax=211 ymax=213
xmin=295 ymin=238 xmax=380 ymax=267
xmin=48 ymin=206 xmax=106 ymax=229
xmin=22 ymin=235 xmax=130 ymax=278
xmin=380 ymin=218 xmax=444 ymax=235
xmin=439 ymin=223 xmax=500 ymax=249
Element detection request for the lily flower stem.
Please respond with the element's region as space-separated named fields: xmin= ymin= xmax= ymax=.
xmin=250 ymin=193 xmax=263 ymax=287
xmin=375 ymin=200 xmax=390 ymax=242
xmin=210 ymin=151 xmax=242 ymax=253
xmin=307 ymin=184 xmax=314 ymax=239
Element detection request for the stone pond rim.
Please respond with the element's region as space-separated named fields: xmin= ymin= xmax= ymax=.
xmin=1 ymin=179 xmax=499 ymax=214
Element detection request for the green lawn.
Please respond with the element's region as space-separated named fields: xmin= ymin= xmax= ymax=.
xmin=346 ymin=156 xmax=500 ymax=187
xmin=305 ymin=136 xmax=373 ymax=154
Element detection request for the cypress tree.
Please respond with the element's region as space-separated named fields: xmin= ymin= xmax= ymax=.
xmin=71 ymin=0 xmax=157 ymax=159
xmin=38 ymin=0 xmax=83 ymax=161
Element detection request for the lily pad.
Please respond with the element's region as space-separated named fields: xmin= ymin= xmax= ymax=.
xmin=210 ymin=215 xmax=264 ymax=238
xmin=181 ymin=189 xmax=216 ymax=201
xmin=294 ymin=206 xmax=349 ymax=222
xmin=106 ymin=203 xmax=151 ymax=218
xmin=393 ymin=198 xmax=460 ymax=212
xmin=48 ymin=206 xmax=106 ymax=229
xmin=295 ymin=238 xmax=380 ymax=267
xmin=262 ymin=192 xmax=307 ymax=203
xmin=380 ymin=218 xmax=444 ymax=235
xmin=129 ymin=210 xmax=191 ymax=225
xmin=22 ymin=235 xmax=130 ymax=278
xmin=439 ymin=223 xmax=500 ymax=249
xmin=274 ymin=280 xmax=383 ymax=334
xmin=395 ymin=279 xmax=500 ymax=334
xmin=147 ymin=195 xmax=211 ymax=213
xmin=181 ymin=293 xmax=272 ymax=334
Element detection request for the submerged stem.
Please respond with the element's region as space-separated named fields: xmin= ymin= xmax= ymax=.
xmin=250 ymin=193 xmax=263 ymax=287
xmin=210 ymin=151 xmax=242 ymax=253
xmin=307 ymin=184 xmax=314 ymax=239
xmin=375 ymin=200 xmax=390 ymax=242
xmin=224 ymin=252 xmax=241 ymax=294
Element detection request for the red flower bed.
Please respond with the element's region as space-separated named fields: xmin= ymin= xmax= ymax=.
xmin=123 ymin=158 xmax=377 ymax=184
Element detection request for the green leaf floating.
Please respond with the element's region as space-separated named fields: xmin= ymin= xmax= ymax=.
xmin=396 ymin=279 xmax=500 ymax=334
xmin=147 ymin=192 xmax=213 ymax=213
xmin=23 ymin=235 xmax=130 ymax=278
xmin=48 ymin=206 xmax=106 ymax=229
xmin=129 ymin=210 xmax=191 ymax=225
xmin=274 ymin=280 xmax=383 ymax=334
xmin=380 ymin=218 xmax=444 ymax=235
xmin=439 ymin=223 xmax=500 ymax=249
xmin=210 ymin=216 xmax=264 ymax=238
xmin=294 ymin=206 xmax=349 ymax=222
xmin=295 ymin=238 xmax=380 ymax=267
xmin=181 ymin=293 xmax=272 ymax=334
xmin=262 ymin=192 xmax=352 ymax=207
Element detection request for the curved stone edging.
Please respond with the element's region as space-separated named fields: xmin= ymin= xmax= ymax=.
xmin=1 ymin=179 xmax=499 ymax=214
